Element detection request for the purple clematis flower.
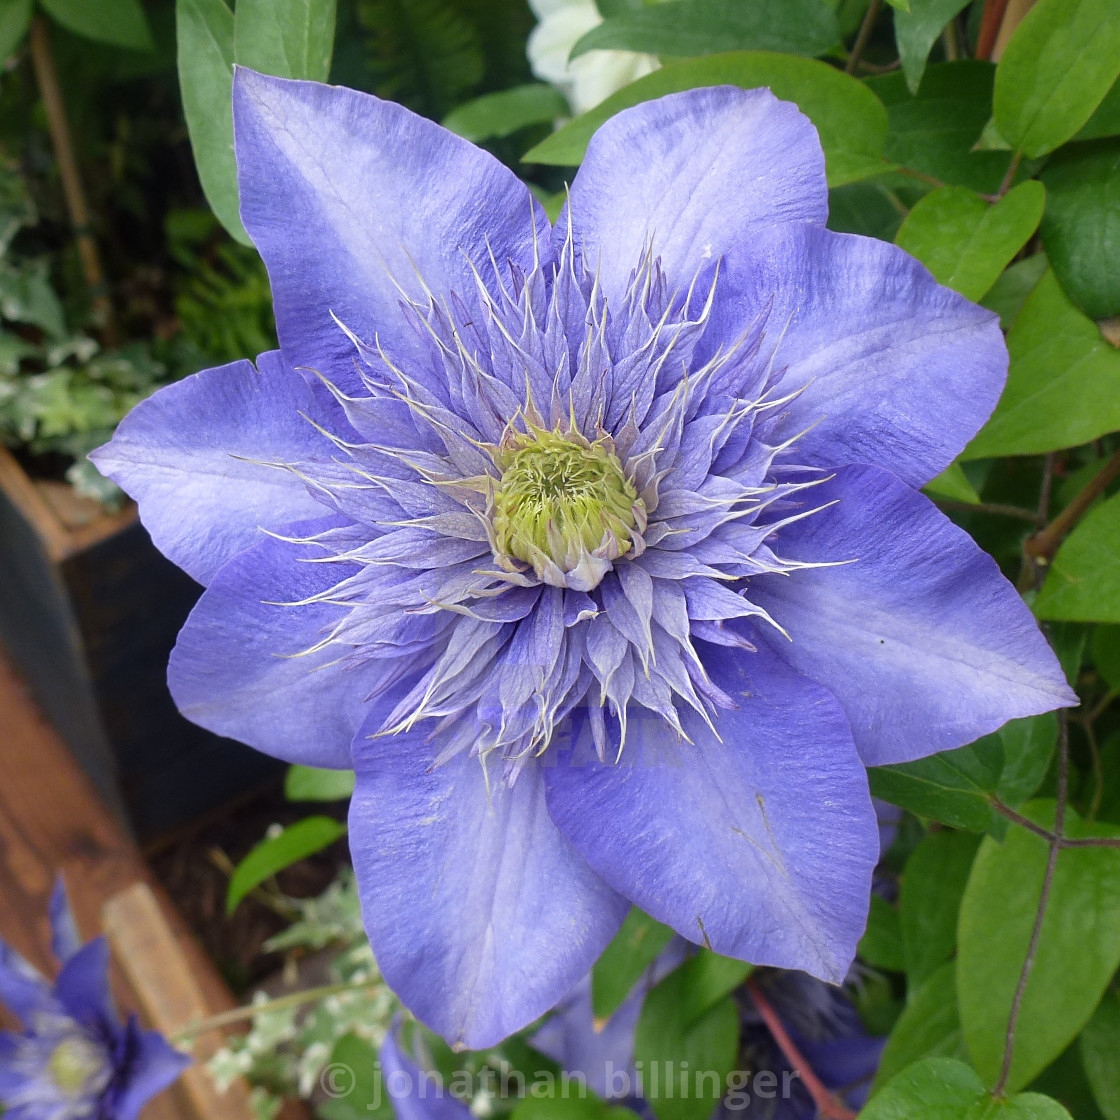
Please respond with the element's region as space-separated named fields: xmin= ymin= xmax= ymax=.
xmin=380 ymin=1023 xmax=474 ymax=1120
xmin=735 ymin=970 xmax=886 ymax=1119
xmin=0 ymin=881 xmax=189 ymax=1119
xmin=92 ymin=72 xmax=1075 ymax=1049
xmin=531 ymin=938 xmax=688 ymax=1103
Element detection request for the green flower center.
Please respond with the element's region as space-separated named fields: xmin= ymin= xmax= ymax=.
xmin=493 ymin=428 xmax=641 ymax=585
xmin=48 ymin=1036 xmax=104 ymax=1097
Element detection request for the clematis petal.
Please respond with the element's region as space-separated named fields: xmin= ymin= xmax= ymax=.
xmin=543 ymin=652 xmax=877 ymax=982
xmin=168 ymin=519 xmax=390 ymax=768
xmin=349 ymin=721 xmax=629 ymax=1049
xmin=90 ymin=351 xmax=330 ymax=585
xmin=0 ymin=1034 xmax=24 ymax=1096
xmin=233 ymin=69 xmax=551 ymax=394
xmin=112 ymin=1022 xmax=192 ymax=1120
xmin=712 ymin=224 xmax=1006 ymax=486
xmin=531 ymin=939 xmax=687 ymax=1099
xmin=748 ymin=464 xmax=1076 ymax=766
xmin=54 ymin=937 xmax=115 ymax=1030
xmin=0 ymin=939 xmax=51 ymax=1026
xmin=559 ymin=86 xmax=826 ymax=304
xmin=796 ymin=1029 xmax=885 ymax=1109
xmin=48 ymin=879 xmax=82 ymax=964
xmin=380 ymin=1022 xmax=473 ymax=1120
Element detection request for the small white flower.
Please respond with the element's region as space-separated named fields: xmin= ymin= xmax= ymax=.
xmin=527 ymin=0 xmax=658 ymax=115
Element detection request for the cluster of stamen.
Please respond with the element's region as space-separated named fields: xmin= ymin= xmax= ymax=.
xmin=490 ymin=425 xmax=647 ymax=591
xmin=47 ymin=1034 xmax=107 ymax=1098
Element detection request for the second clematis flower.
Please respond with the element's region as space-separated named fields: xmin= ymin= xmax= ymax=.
xmin=0 ymin=882 xmax=189 ymax=1119
xmin=93 ymin=71 xmax=1075 ymax=1050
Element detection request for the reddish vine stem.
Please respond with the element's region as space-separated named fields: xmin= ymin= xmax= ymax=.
xmin=1036 ymin=452 xmax=1057 ymax=528
xmin=994 ymin=494 xmax=1074 ymax=1099
xmin=745 ymin=978 xmax=856 ymax=1120
xmin=989 ymin=800 xmax=1120 ymax=847
xmin=1085 ymin=690 xmax=1116 ymax=726
xmin=994 ymin=150 xmax=1024 ymax=200
xmin=976 ymin=0 xmax=1012 ymax=60
xmin=1024 ymin=447 xmax=1120 ymax=563
xmin=993 ymin=708 xmax=1069 ymax=1097
xmin=989 ymin=800 xmax=1053 ymax=840
xmin=932 ymin=499 xmax=1038 ymax=522
xmin=844 ymin=0 xmax=882 ymax=75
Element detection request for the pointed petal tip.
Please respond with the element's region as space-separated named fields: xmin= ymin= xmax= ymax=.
xmin=748 ymin=465 xmax=1083 ymax=766
xmin=351 ymin=729 xmax=627 ymax=1050
xmin=48 ymin=877 xmax=83 ymax=964
xmin=544 ymin=655 xmax=877 ymax=988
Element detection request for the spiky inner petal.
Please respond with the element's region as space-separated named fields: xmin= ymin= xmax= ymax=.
xmin=271 ymin=230 xmax=830 ymax=782
xmin=492 ymin=427 xmax=642 ymax=588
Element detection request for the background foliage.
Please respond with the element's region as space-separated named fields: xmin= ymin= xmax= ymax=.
xmin=2 ymin=0 xmax=1119 ymax=1116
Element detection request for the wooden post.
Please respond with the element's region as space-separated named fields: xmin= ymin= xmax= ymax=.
xmin=0 ymin=650 xmax=300 ymax=1118
xmin=102 ymin=884 xmax=258 ymax=1120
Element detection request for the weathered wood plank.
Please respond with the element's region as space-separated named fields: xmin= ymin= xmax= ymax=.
xmin=0 ymin=447 xmax=281 ymax=842
xmin=103 ymin=884 xmax=256 ymax=1120
xmin=0 ymin=649 xmax=267 ymax=1118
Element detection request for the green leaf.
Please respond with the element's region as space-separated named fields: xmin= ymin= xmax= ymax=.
xmin=874 ymin=963 xmax=966 ymax=1090
xmin=827 ymin=179 xmax=905 ymax=241
xmin=894 ymin=181 xmax=1045 ymax=302
xmin=1052 ymin=620 xmax=1090 ymax=688
xmin=1097 ymin=732 xmax=1120 ymax=826
xmin=176 ymin=0 xmax=250 ymax=244
xmin=40 ymin=0 xmax=153 ymax=50
xmin=865 ymin=62 xmax=1013 ymax=195
xmin=994 ymin=0 xmax=1120 ymax=158
xmin=924 ymin=461 xmax=981 ymax=504
xmin=1078 ymin=75 xmax=1120 ymax=141
xmin=633 ymin=962 xmax=739 ymax=1120
xmin=1081 ymin=989 xmax=1120 ymax=1120
xmin=444 ymin=83 xmax=567 ymax=142
xmin=997 ymin=714 xmax=1059 ymax=809
xmin=284 ymin=764 xmax=356 ymax=802
xmin=1092 ymin=625 xmax=1120 ymax=692
xmin=317 ymin=1034 xmax=393 ymax=1120
xmin=957 ymin=801 xmax=1120 ymax=1091
xmin=597 ymin=0 xmax=643 ymax=14
xmin=980 ymin=252 xmax=1048 ymax=330
xmin=1026 ymin=1041 xmax=1111 ymax=1120
xmin=860 ymin=893 xmax=905 ymax=971
xmin=868 ymin=738 xmax=1004 ymax=833
xmin=537 ymin=189 xmax=566 ymax=224
xmin=592 ymin=907 xmax=675 ymax=1022
xmin=1036 ymin=491 xmax=1120 ymax=622
xmin=0 ymin=260 xmax=66 ymax=336
xmin=1040 ymin=139 xmax=1120 ymax=321
xmin=864 ymin=1057 xmax=1073 ymax=1118
xmin=658 ymin=950 xmax=753 ymax=1028
xmin=512 ymin=1096 xmax=621 ymax=1120
xmin=964 ymin=270 xmax=1120 ymax=459
xmin=0 ymin=0 xmax=31 ymax=62
xmin=226 ymin=815 xmax=346 ymax=912
xmin=893 ymin=0 xmax=971 ymax=94
xmin=900 ymin=831 xmax=980 ymax=985
xmin=523 ymin=51 xmax=890 ymax=188
xmin=355 ymin=0 xmax=485 ymax=121
xmin=234 ymin=0 xmax=337 ymax=81
xmin=569 ymin=0 xmax=840 ymax=61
